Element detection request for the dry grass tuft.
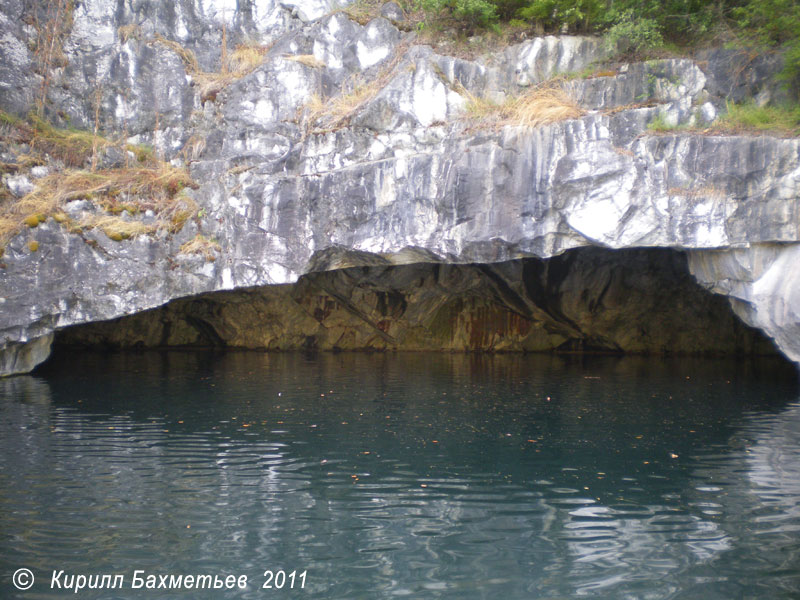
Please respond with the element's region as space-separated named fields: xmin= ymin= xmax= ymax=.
xmin=228 ymin=43 xmax=271 ymax=74
xmin=0 ymin=162 xmax=197 ymax=247
xmin=16 ymin=164 xmax=195 ymax=210
xmin=283 ymin=54 xmax=326 ymax=69
xmin=0 ymin=215 xmax=19 ymax=246
xmin=179 ymin=233 xmax=221 ymax=261
xmin=159 ymin=192 xmax=199 ymax=232
xmin=151 ymin=35 xmax=271 ymax=103
xmin=668 ymin=185 xmax=727 ymax=199
xmin=195 ymin=75 xmax=234 ymax=103
xmin=196 ymin=42 xmax=272 ymax=102
xmin=151 ymin=34 xmax=201 ymax=74
xmin=84 ymin=215 xmax=155 ymax=241
xmin=510 ymin=87 xmax=584 ymax=127
xmin=305 ymin=80 xmax=378 ymax=131
xmin=180 ymin=135 xmax=206 ymax=163
xmin=302 ymin=43 xmax=408 ymax=134
xmin=226 ymin=164 xmax=254 ymax=176
xmin=613 ymin=146 xmax=635 ymax=157
xmin=464 ymin=84 xmax=584 ymax=130
xmin=118 ymin=24 xmax=143 ymax=44
xmin=0 ymin=110 xmax=203 ymax=248
xmin=603 ymin=100 xmax=660 ymax=116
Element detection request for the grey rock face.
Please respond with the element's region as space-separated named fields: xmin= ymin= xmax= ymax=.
xmin=1 ymin=0 xmax=799 ymax=374
xmin=379 ymin=2 xmax=404 ymax=22
xmin=688 ymin=244 xmax=800 ymax=364
xmin=0 ymin=333 xmax=53 ymax=377
xmin=696 ymin=47 xmax=788 ymax=106
xmin=5 ymin=174 xmax=33 ymax=197
xmin=0 ymin=0 xmax=37 ymax=116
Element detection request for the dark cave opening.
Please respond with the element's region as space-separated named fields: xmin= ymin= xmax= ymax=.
xmin=53 ymin=247 xmax=781 ymax=358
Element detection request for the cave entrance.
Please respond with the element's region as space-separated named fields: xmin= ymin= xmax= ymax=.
xmin=54 ymin=247 xmax=780 ymax=357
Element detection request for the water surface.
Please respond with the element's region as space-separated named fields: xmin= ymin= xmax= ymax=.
xmin=1 ymin=351 xmax=799 ymax=599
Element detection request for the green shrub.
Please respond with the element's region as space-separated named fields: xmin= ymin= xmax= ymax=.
xmin=781 ymin=41 xmax=800 ymax=92
xmin=421 ymin=0 xmax=498 ymax=29
xmin=603 ymin=9 xmax=663 ymax=56
xmin=734 ymin=0 xmax=800 ymax=94
xmin=517 ymin=0 xmax=604 ymax=32
xmin=734 ymin=0 xmax=800 ymax=44
xmin=647 ymin=112 xmax=676 ymax=132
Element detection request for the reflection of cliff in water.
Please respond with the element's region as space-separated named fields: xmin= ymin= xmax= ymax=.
xmin=548 ymin=397 xmax=800 ymax=598
xmin=746 ymin=403 xmax=800 ymax=522
xmin=670 ymin=400 xmax=800 ymax=599
xmin=2 ymin=352 xmax=799 ymax=598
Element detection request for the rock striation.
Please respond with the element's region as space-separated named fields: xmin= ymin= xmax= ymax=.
xmin=0 ymin=0 xmax=798 ymax=374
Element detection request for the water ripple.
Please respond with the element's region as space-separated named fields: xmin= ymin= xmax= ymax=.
xmin=1 ymin=353 xmax=799 ymax=599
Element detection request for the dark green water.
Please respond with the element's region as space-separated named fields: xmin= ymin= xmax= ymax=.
xmin=1 ymin=351 xmax=800 ymax=599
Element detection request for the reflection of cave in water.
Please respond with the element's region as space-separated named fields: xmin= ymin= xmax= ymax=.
xmin=664 ymin=399 xmax=800 ymax=598
xmin=545 ymin=403 xmax=800 ymax=598
xmin=0 ymin=375 xmax=52 ymax=405
xmin=555 ymin=502 xmax=732 ymax=597
xmin=746 ymin=402 xmax=800 ymax=527
xmin=0 ymin=376 xmax=53 ymax=482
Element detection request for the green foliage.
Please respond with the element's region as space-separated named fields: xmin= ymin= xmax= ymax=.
xmin=421 ymin=0 xmax=498 ymax=29
xmin=617 ymin=0 xmax=718 ymax=40
xmin=414 ymin=0 xmax=709 ymax=47
xmin=645 ymin=101 xmax=800 ymax=135
xmin=733 ymin=0 xmax=800 ymax=93
xmin=603 ymin=9 xmax=663 ymax=56
xmin=647 ymin=112 xmax=677 ymax=132
xmin=0 ymin=110 xmax=24 ymax=127
xmin=733 ymin=0 xmax=800 ymax=44
xmin=781 ymin=41 xmax=800 ymax=91
xmin=517 ymin=0 xmax=604 ymax=32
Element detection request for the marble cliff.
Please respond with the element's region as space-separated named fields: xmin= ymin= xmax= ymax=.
xmin=0 ymin=0 xmax=798 ymax=375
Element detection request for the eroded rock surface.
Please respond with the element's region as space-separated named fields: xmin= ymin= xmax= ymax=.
xmin=689 ymin=245 xmax=800 ymax=363
xmin=0 ymin=333 xmax=53 ymax=377
xmin=0 ymin=0 xmax=798 ymax=373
